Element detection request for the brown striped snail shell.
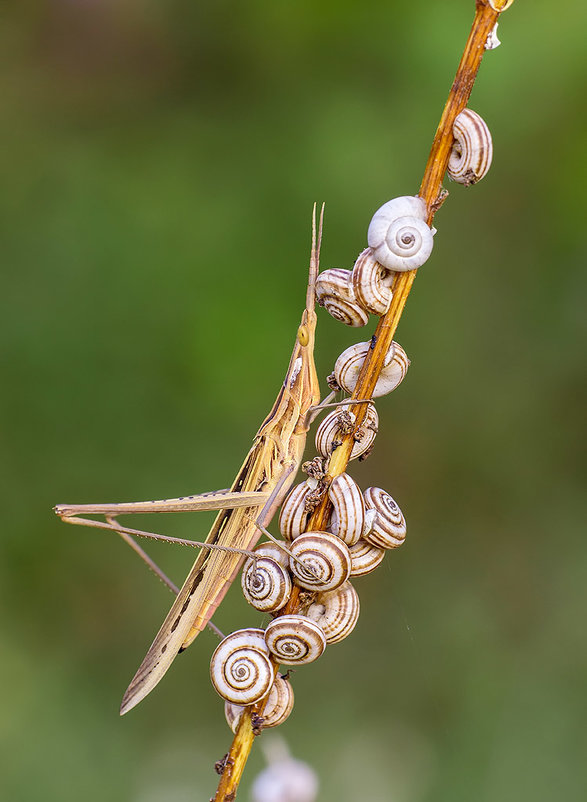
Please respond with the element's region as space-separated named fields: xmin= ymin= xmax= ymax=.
xmin=241 ymin=556 xmax=293 ymax=612
xmin=315 ymin=403 xmax=379 ymax=462
xmin=289 ymin=531 xmax=351 ymax=591
xmin=363 ymin=487 xmax=407 ymax=549
xmin=348 ymin=539 xmax=386 ymax=576
xmin=303 ymin=581 xmax=360 ymax=644
xmin=367 ymin=195 xmax=435 ymax=272
xmin=265 ymin=615 xmax=327 ymax=665
xmin=210 ymin=628 xmax=274 ymax=705
xmin=278 ymin=479 xmax=316 ymax=541
xmin=327 ymin=472 xmax=365 ymax=546
xmin=334 ymin=340 xmax=409 ymax=398
xmin=251 ymin=540 xmax=290 ymax=567
xmin=224 ymin=674 xmax=295 ymax=733
xmin=351 ymin=248 xmax=394 ymax=315
xmin=315 ymin=268 xmax=369 ymax=327
xmin=447 ymin=109 xmax=493 ymax=186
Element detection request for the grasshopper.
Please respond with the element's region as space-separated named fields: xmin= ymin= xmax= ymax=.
xmin=56 ymin=207 xmax=324 ymax=715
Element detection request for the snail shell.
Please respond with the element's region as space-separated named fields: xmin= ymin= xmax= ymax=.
xmin=210 ymin=628 xmax=274 ymax=705
xmin=278 ymin=479 xmax=316 ymax=541
xmin=241 ymin=556 xmax=292 ymax=612
xmin=315 ymin=403 xmax=379 ymax=462
xmin=367 ymin=195 xmax=435 ymax=272
xmin=348 ymin=539 xmax=386 ymax=576
xmin=303 ymin=581 xmax=360 ymax=644
xmin=315 ymin=268 xmax=369 ymax=327
xmin=485 ymin=22 xmax=501 ymax=50
xmin=351 ymin=248 xmax=394 ymax=315
xmin=289 ymin=531 xmax=351 ymax=591
xmin=334 ymin=340 xmax=409 ymax=398
xmin=265 ymin=615 xmax=327 ymax=665
xmin=328 ymin=472 xmax=365 ymax=546
xmin=363 ymin=487 xmax=407 ymax=549
xmin=224 ymin=674 xmax=295 ymax=733
xmin=251 ymin=540 xmax=290 ymax=567
xmin=448 ymin=109 xmax=493 ymax=186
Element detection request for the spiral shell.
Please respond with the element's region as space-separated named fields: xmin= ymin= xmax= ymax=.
xmin=210 ymin=628 xmax=274 ymax=705
xmin=289 ymin=531 xmax=351 ymax=591
xmin=303 ymin=581 xmax=360 ymax=644
xmin=278 ymin=479 xmax=316 ymax=541
xmin=363 ymin=487 xmax=406 ymax=549
xmin=348 ymin=539 xmax=386 ymax=576
xmin=251 ymin=540 xmax=290 ymax=567
xmin=315 ymin=268 xmax=369 ymax=327
xmin=315 ymin=403 xmax=379 ymax=462
xmin=224 ymin=674 xmax=295 ymax=733
xmin=367 ymin=195 xmax=435 ymax=272
xmin=241 ymin=557 xmax=292 ymax=612
xmin=351 ymin=248 xmax=394 ymax=315
xmin=334 ymin=340 xmax=409 ymax=398
xmin=328 ymin=472 xmax=365 ymax=546
xmin=447 ymin=109 xmax=493 ymax=186
xmin=265 ymin=615 xmax=327 ymax=665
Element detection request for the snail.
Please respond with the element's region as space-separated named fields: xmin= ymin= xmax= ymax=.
xmin=334 ymin=340 xmax=409 ymax=398
xmin=327 ymin=472 xmax=366 ymax=546
xmin=315 ymin=268 xmax=369 ymax=327
xmin=351 ymin=248 xmax=394 ymax=315
xmin=447 ymin=108 xmax=493 ymax=185
xmin=278 ymin=479 xmax=316 ymax=541
xmin=265 ymin=615 xmax=327 ymax=665
xmin=363 ymin=487 xmax=407 ymax=549
xmin=210 ymin=628 xmax=274 ymax=705
xmin=241 ymin=556 xmax=292 ymax=612
xmin=250 ymin=540 xmax=291 ymax=567
xmin=315 ymin=403 xmax=379 ymax=462
xmin=367 ymin=195 xmax=435 ymax=272
xmin=348 ymin=539 xmax=386 ymax=576
xmin=302 ymin=581 xmax=360 ymax=644
xmin=289 ymin=531 xmax=351 ymax=592
xmin=224 ymin=674 xmax=295 ymax=733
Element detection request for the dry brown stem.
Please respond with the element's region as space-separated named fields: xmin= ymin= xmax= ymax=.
xmin=213 ymin=1 xmax=512 ymax=798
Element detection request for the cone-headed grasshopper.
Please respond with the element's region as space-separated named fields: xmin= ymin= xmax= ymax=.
xmin=56 ymin=208 xmax=323 ymax=714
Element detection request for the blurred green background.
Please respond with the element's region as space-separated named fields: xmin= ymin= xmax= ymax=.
xmin=1 ymin=1 xmax=586 ymax=800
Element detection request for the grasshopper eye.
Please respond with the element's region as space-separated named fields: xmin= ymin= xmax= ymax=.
xmin=297 ymin=325 xmax=309 ymax=346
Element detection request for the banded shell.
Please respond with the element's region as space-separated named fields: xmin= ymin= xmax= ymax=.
xmin=315 ymin=268 xmax=369 ymax=327
xmin=315 ymin=404 xmax=379 ymax=462
xmin=278 ymin=479 xmax=315 ymax=541
xmin=328 ymin=472 xmax=365 ymax=546
xmin=265 ymin=615 xmax=327 ymax=665
xmin=448 ymin=109 xmax=493 ymax=186
xmin=351 ymin=248 xmax=394 ymax=315
xmin=349 ymin=539 xmax=386 ymax=577
xmin=367 ymin=195 xmax=435 ymax=272
xmin=241 ymin=556 xmax=292 ymax=612
xmin=251 ymin=540 xmax=290 ymax=567
xmin=363 ymin=487 xmax=407 ymax=549
xmin=334 ymin=340 xmax=409 ymax=398
xmin=210 ymin=628 xmax=274 ymax=705
xmin=289 ymin=531 xmax=351 ymax=592
xmin=224 ymin=674 xmax=294 ymax=733
xmin=303 ymin=581 xmax=360 ymax=644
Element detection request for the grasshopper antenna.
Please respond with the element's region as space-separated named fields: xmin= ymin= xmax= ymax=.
xmin=306 ymin=202 xmax=324 ymax=311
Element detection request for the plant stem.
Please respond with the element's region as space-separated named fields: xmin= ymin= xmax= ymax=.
xmin=213 ymin=1 xmax=512 ymax=798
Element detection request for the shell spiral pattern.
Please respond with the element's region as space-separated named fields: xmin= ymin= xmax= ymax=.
xmin=210 ymin=628 xmax=274 ymax=705
xmin=224 ymin=674 xmax=295 ymax=733
xmin=315 ymin=403 xmax=379 ymax=462
xmin=334 ymin=340 xmax=409 ymax=398
xmin=265 ymin=615 xmax=327 ymax=665
xmin=315 ymin=268 xmax=369 ymax=327
xmin=241 ymin=556 xmax=292 ymax=612
xmin=351 ymin=249 xmax=394 ymax=315
xmin=447 ymin=108 xmax=493 ymax=185
xmin=363 ymin=487 xmax=407 ymax=549
xmin=289 ymin=531 xmax=351 ymax=591
xmin=303 ymin=581 xmax=360 ymax=644
xmin=349 ymin=539 xmax=386 ymax=576
xmin=278 ymin=479 xmax=315 ymax=541
xmin=367 ymin=195 xmax=434 ymax=272
xmin=328 ymin=472 xmax=366 ymax=546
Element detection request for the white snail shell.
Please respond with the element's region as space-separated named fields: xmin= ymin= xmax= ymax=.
xmin=278 ymin=479 xmax=317 ymax=541
xmin=447 ymin=109 xmax=493 ymax=186
xmin=224 ymin=674 xmax=295 ymax=733
xmin=303 ymin=581 xmax=360 ymax=644
xmin=315 ymin=403 xmax=379 ymax=462
xmin=265 ymin=615 xmax=327 ymax=665
xmin=334 ymin=340 xmax=409 ymax=398
xmin=315 ymin=268 xmax=369 ymax=327
xmin=327 ymin=472 xmax=365 ymax=546
xmin=351 ymin=248 xmax=394 ymax=315
xmin=367 ymin=195 xmax=434 ymax=272
xmin=251 ymin=540 xmax=290 ymax=567
xmin=289 ymin=531 xmax=351 ymax=591
xmin=241 ymin=556 xmax=292 ymax=612
xmin=210 ymin=628 xmax=274 ymax=705
xmin=363 ymin=487 xmax=407 ymax=549
xmin=348 ymin=539 xmax=386 ymax=576
xmin=485 ymin=22 xmax=501 ymax=50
